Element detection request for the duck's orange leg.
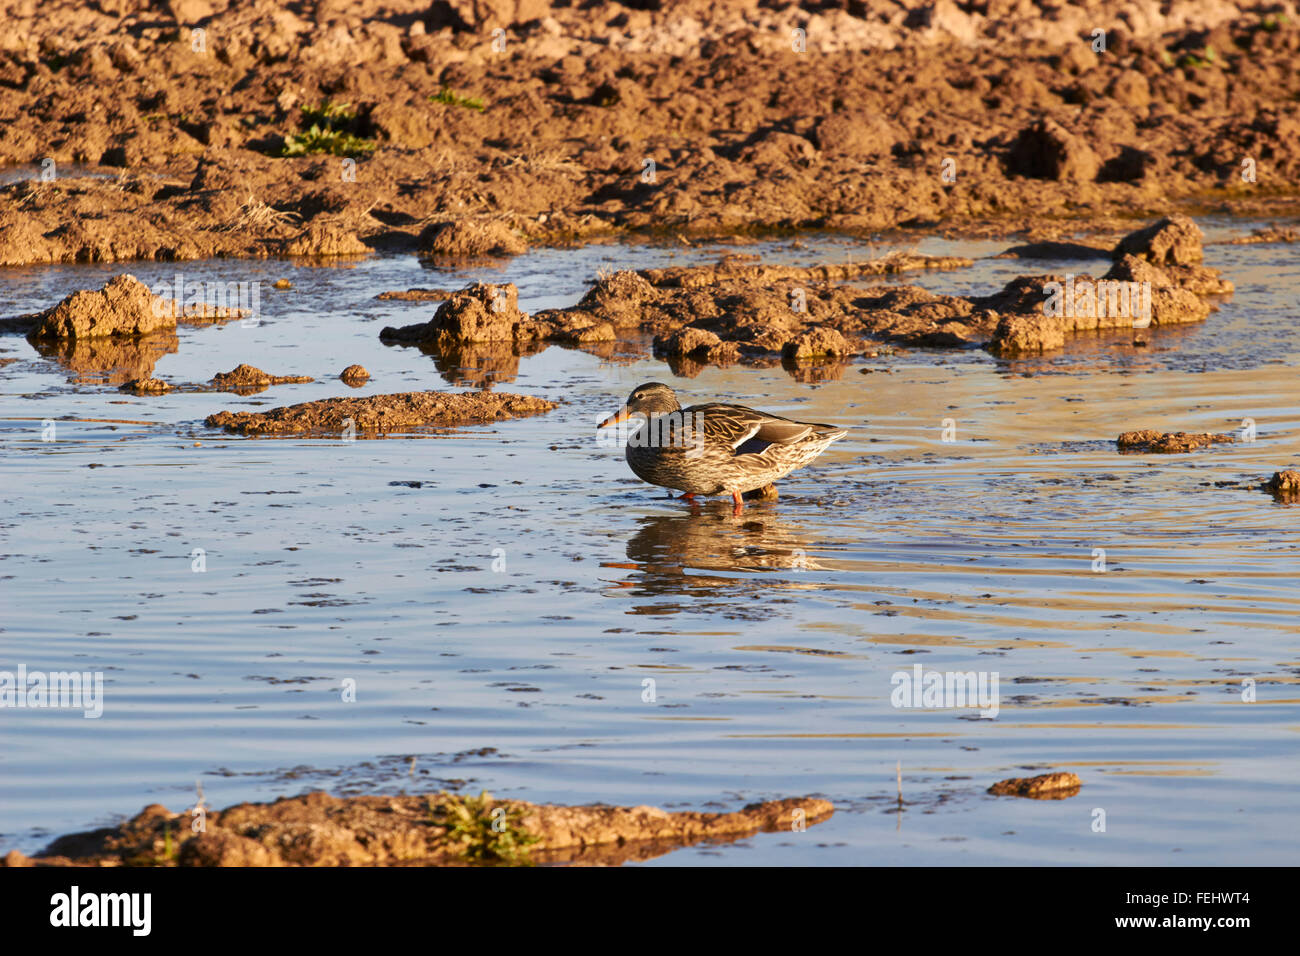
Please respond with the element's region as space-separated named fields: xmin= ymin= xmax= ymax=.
xmin=731 ymin=491 xmax=744 ymax=514
xmin=678 ymin=492 xmax=696 ymax=501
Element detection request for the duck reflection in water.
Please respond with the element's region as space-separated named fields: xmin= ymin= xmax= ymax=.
xmin=603 ymin=501 xmax=828 ymax=601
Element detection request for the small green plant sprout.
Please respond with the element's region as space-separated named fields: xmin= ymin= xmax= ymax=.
xmin=1176 ymin=46 xmax=1217 ymax=68
xmin=429 ymin=790 xmax=538 ymax=865
xmin=279 ymin=101 xmax=376 ymax=158
xmin=430 ymin=87 xmax=486 ymax=112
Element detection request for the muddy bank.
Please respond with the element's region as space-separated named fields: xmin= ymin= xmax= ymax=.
xmin=2 ymin=2 xmax=1299 ymax=265
xmin=382 ymin=216 xmax=1231 ymax=379
xmin=4 ymin=790 xmax=833 ymax=867
xmin=205 ymin=388 xmax=556 ymax=435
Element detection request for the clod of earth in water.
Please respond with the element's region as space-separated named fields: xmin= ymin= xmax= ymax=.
xmin=211 ymin=364 xmax=313 ymax=393
xmin=119 ymin=377 xmax=173 ymax=394
xmin=1265 ymin=469 xmax=1300 ymax=499
xmin=1116 ymin=430 xmax=1235 ymax=453
xmin=6 ymin=790 xmax=834 ymax=867
xmin=988 ymin=772 xmax=1082 ymax=799
xmin=598 ymin=382 xmax=845 ymax=515
xmin=339 ymin=364 xmax=370 ymax=386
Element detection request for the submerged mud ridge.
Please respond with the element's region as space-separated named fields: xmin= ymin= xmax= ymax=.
xmin=205 ymin=388 xmax=557 ymax=435
xmin=5 ymin=790 xmax=834 ymax=867
xmin=383 ymin=216 xmax=1231 ymax=377
xmin=2 ymin=2 xmax=1300 ymax=265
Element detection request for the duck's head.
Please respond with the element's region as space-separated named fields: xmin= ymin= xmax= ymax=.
xmin=598 ymin=382 xmax=681 ymax=428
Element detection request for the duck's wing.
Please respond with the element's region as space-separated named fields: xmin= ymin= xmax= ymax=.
xmin=687 ymin=403 xmax=817 ymax=451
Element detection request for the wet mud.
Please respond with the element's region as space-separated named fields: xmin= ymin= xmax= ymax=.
xmin=205 ymin=387 xmax=557 ymax=435
xmin=4 ymin=790 xmax=833 ymax=867
xmin=3 ymin=2 xmax=1300 ymax=265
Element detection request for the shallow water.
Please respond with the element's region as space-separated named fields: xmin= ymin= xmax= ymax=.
xmin=1 ymin=221 xmax=1297 ymax=864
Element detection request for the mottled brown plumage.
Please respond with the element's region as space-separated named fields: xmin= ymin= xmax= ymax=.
xmin=599 ymin=382 xmax=846 ymax=512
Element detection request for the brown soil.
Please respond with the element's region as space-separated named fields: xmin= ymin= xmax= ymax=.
xmin=2 ymin=1 xmax=1298 ymax=266
xmin=1117 ymin=429 xmax=1236 ymax=452
xmin=1265 ymin=468 xmax=1300 ymax=498
xmin=339 ymin=363 xmax=370 ymax=384
xmin=119 ymin=376 xmax=174 ymax=394
xmin=988 ymin=771 xmax=1083 ymax=799
xmin=380 ymin=216 xmax=1229 ymax=380
xmin=3 ymin=789 xmax=833 ymax=867
xmin=1 ymin=273 xmax=246 ymax=338
xmin=211 ymin=362 xmax=314 ymax=391
xmin=205 ymin=387 xmax=557 ymax=435
xmin=376 ymin=288 xmax=453 ymax=301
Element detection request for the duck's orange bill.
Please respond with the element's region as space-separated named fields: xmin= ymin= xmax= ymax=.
xmin=598 ymin=407 xmax=631 ymax=429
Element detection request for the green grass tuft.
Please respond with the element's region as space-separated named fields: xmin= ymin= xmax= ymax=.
xmin=430 ymin=87 xmax=486 ymax=112
xmin=279 ymin=101 xmax=376 ymax=158
xmin=429 ymin=791 xmax=538 ymax=865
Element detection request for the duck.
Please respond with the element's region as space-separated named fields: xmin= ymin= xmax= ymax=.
xmin=598 ymin=382 xmax=846 ymax=513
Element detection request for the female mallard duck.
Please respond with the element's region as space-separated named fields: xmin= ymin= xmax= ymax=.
xmin=598 ymin=382 xmax=846 ymax=513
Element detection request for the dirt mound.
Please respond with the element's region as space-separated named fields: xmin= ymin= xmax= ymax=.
xmin=119 ymin=377 xmax=174 ymax=394
xmin=7 ymin=789 xmax=833 ymax=867
xmin=281 ymin=221 xmax=369 ymax=257
xmin=211 ymin=364 xmax=314 ymax=392
xmin=20 ymin=275 xmax=174 ymax=340
xmin=988 ymin=772 xmax=1082 ymax=799
xmin=339 ymin=363 xmax=370 ymax=385
xmin=1116 ymin=430 xmax=1236 ymax=453
xmin=1265 ymin=469 xmax=1300 ymax=499
xmin=1113 ymin=214 xmax=1205 ymax=265
xmin=417 ymin=219 xmax=527 ymax=258
xmin=205 ymin=388 xmax=557 ymax=435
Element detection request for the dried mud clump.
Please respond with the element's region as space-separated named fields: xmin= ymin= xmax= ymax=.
xmin=1005 ymin=118 xmax=1101 ymax=182
xmin=782 ymin=326 xmax=854 ymax=360
xmin=988 ymin=772 xmax=1082 ymax=799
xmin=1265 ymin=469 xmax=1300 ymax=498
xmin=11 ymin=790 xmax=834 ymax=867
xmin=280 ymin=221 xmax=369 ymax=257
xmin=1114 ymin=215 xmax=1204 ymax=266
xmin=211 ymin=364 xmax=314 ymax=392
xmin=987 ymin=217 xmax=1230 ymax=356
xmin=119 ymin=377 xmax=173 ymax=395
xmin=339 ymin=364 xmax=370 ymax=385
xmin=205 ymin=389 xmax=556 ymax=436
xmin=1117 ymin=430 xmax=1235 ymax=453
xmin=417 ymin=220 xmax=527 ymax=258
xmin=21 ymin=275 xmax=174 ymax=340
xmin=2 ymin=274 xmax=248 ymax=344
xmin=381 ymin=282 xmax=531 ymax=344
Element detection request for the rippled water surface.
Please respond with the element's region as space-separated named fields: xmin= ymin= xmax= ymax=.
xmin=1 ymin=220 xmax=1297 ymax=864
